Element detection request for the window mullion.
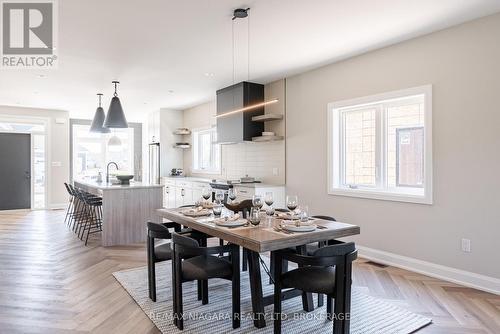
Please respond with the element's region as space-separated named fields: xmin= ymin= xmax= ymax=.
xmin=375 ymin=105 xmax=383 ymax=189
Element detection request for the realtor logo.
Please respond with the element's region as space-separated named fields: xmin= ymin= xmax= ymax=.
xmin=1 ymin=0 xmax=58 ymax=68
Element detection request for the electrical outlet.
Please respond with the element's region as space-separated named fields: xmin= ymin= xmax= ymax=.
xmin=461 ymin=238 xmax=471 ymax=253
xmin=272 ymin=167 xmax=279 ymax=176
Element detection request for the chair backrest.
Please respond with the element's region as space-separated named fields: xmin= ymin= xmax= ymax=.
xmin=64 ymin=182 xmax=72 ymax=196
xmin=313 ymin=242 xmax=355 ymax=258
xmin=147 ymin=222 xmax=172 ymax=239
xmin=312 ymin=215 xmax=336 ymax=221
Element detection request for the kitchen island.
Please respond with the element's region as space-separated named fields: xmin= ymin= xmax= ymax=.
xmin=74 ymin=180 xmax=163 ymax=246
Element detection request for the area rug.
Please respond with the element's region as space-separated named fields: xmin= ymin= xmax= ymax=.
xmin=113 ymin=262 xmax=431 ymax=333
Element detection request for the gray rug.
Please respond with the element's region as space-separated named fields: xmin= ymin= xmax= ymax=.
xmin=113 ymin=262 xmax=431 ymax=333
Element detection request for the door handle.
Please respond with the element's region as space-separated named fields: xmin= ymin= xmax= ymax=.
xmin=25 ymin=171 xmax=31 ymax=179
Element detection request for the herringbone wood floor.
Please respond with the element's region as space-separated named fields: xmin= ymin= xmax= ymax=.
xmin=0 ymin=210 xmax=498 ymax=333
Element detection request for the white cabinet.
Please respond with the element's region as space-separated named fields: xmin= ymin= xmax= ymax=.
xmin=161 ymin=177 xmax=209 ymax=207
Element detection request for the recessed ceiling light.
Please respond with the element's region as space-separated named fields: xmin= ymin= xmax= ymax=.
xmin=204 ymin=72 xmax=215 ymax=77
xmin=143 ymin=102 xmax=148 ymax=105
xmin=168 ymin=90 xmax=174 ymax=93
xmin=33 ymin=91 xmax=39 ymax=94
xmin=37 ymin=74 xmax=46 ymax=78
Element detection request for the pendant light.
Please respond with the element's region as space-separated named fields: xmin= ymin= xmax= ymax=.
xmin=104 ymin=81 xmax=128 ymax=128
xmin=108 ymin=135 xmax=122 ymax=147
xmin=89 ymin=93 xmax=110 ymax=133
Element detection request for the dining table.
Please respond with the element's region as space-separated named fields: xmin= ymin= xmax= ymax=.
xmin=157 ymin=207 xmax=360 ymax=329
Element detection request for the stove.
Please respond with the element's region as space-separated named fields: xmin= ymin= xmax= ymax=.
xmin=209 ymin=179 xmax=261 ymax=190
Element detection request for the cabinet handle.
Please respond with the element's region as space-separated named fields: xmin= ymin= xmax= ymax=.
xmin=239 ymin=190 xmax=248 ymax=193
xmin=166 ymin=186 xmax=169 ymax=194
xmin=181 ymin=188 xmax=185 ymax=197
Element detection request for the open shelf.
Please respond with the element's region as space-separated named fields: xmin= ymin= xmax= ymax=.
xmin=251 ymin=113 xmax=283 ymax=122
xmin=173 ymin=143 xmax=191 ymax=149
xmin=173 ymin=128 xmax=191 ymax=135
xmin=252 ymin=135 xmax=284 ymax=142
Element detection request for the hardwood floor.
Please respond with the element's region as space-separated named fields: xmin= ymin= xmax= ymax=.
xmin=0 ymin=209 xmax=498 ymax=333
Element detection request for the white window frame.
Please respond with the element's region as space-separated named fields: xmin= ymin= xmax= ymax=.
xmin=191 ymin=126 xmax=221 ymax=174
xmin=327 ymin=85 xmax=433 ymax=204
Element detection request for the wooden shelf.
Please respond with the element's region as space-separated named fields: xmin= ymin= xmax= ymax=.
xmin=252 ymin=135 xmax=284 ymax=142
xmin=173 ymin=144 xmax=191 ymax=149
xmin=251 ymin=114 xmax=283 ymax=122
xmin=173 ymin=128 xmax=191 ymax=135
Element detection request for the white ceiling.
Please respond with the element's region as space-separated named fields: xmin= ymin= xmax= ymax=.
xmin=1 ymin=0 xmax=499 ymax=121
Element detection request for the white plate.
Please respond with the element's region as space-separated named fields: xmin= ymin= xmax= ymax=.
xmin=215 ymin=219 xmax=248 ymax=227
xmin=181 ymin=209 xmax=212 ymax=217
xmin=275 ymin=213 xmax=299 ymax=220
xmin=282 ymin=224 xmax=316 ymax=232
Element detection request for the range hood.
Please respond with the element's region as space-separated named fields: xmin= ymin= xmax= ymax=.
xmin=216 ymin=81 xmax=264 ymax=144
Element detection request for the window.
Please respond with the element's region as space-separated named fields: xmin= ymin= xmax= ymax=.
xmin=328 ymin=85 xmax=432 ymax=204
xmin=192 ymin=127 xmax=220 ymax=173
xmin=72 ymin=124 xmax=134 ymax=180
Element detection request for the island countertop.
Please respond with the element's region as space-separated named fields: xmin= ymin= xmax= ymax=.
xmin=75 ymin=179 xmax=164 ymax=191
xmin=73 ymin=179 xmax=163 ymax=246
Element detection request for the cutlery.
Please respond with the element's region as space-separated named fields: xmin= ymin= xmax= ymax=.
xmin=316 ymin=225 xmax=328 ymax=229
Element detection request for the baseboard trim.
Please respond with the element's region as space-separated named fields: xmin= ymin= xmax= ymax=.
xmin=358 ymin=246 xmax=500 ymax=295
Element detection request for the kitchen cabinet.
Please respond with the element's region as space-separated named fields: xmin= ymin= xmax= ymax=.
xmin=161 ymin=177 xmax=209 ymax=208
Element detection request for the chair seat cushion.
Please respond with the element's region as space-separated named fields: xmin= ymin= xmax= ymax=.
xmin=281 ymin=266 xmax=336 ymax=294
xmin=154 ymin=242 xmax=172 ymax=261
xmin=182 ymin=255 xmax=232 ymax=281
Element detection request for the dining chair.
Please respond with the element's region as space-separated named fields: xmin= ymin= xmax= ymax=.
xmin=146 ymin=222 xmax=207 ymax=302
xmin=171 ymin=232 xmax=240 ymax=330
xmin=273 ymin=242 xmax=357 ymax=334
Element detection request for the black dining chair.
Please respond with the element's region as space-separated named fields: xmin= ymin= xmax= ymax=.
xmin=171 ymin=232 xmax=240 ymax=330
xmin=147 ymin=222 xmax=207 ymax=302
xmin=273 ymin=242 xmax=357 ymax=334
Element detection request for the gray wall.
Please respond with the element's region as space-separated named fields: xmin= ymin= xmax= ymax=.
xmin=285 ymin=13 xmax=500 ymax=278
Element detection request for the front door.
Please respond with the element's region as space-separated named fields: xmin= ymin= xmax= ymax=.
xmin=0 ymin=133 xmax=31 ymax=210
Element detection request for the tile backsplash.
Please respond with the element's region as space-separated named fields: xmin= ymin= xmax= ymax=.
xmin=221 ymin=141 xmax=285 ymax=184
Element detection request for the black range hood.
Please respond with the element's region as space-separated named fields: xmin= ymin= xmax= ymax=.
xmin=216 ymin=81 xmax=264 ymax=144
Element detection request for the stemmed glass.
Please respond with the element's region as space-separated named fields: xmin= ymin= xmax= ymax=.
xmin=212 ymin=200 xmax=223 ymax=217
xmin=228 ymin=187 xmax=237 ymax=203
xmin=202 ymin=187 xmax=211 ymax=204
xmin=286 ymin=195 xmax=298 ymax=220
xmin=248 ymin=207 xmax=261 ymax=226
xmin=252 ymin=194 xmax=264 ymax=210
xmin=265 ymin=192 xmax=274 ymax=224
xmin=215 ymin=190 xmax=224 ymax=203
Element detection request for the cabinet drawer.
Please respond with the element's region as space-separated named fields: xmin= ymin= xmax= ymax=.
xmin=162 ymin=178 xmax=176 ymax=186
xmin=234 ymin=186 xmax=255 ymax=197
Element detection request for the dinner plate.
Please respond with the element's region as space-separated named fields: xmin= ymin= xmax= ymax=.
xmin=215 ymin=219 xmax=248 ymax=227
xmin=181 ymin=209 xmax=212 ymax=217
xmin=282 ymin=224 xmax=316 ymax=232
xmin=275 ymin=213 xmax=299 ymax=220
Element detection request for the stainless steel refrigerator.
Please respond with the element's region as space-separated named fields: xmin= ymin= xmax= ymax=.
xmin=149 ymin=142 xmax=160 ymax=184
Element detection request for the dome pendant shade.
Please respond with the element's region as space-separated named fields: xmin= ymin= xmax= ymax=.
xmin=104 ymin=96 xmax=128 ymax=128
xmin=90 ymin=94 xmax=110 ymax=133
xmin=108 ymin=135 xmax=122 ymax=146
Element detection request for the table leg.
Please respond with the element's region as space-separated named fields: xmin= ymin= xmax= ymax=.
xmin=247 ymin=249 xmax=266 ymax=328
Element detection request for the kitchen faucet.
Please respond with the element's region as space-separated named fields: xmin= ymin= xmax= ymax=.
xmin=106 ymin=162 xmax=119 ymax=183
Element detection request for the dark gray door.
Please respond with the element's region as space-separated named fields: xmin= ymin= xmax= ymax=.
xmin=0 ymin=133 xmax=31 ymax=210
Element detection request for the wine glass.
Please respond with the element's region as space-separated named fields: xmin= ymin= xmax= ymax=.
xmin=228 ymin=187 xmax=237 ymax=203
xmin=264 ymin=192 xmax=274 ymax=207
xmin=215 ymin=190 xmax=224 ymax=203
xmin=286 ymin=195 xmax=298 ymax=219
xmin=202 ymin=187 xmax=211 ymax=203
xmin=248 ymin=207 xmax=261 ymax=226
xmin=252 ymin=194 xmax=264 ymax=209
xmin=212 ymin=200 xmax=223 ymax=216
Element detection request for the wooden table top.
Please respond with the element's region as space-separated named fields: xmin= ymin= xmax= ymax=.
xmin=157 ymin=208 xmax=360 ymax=253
